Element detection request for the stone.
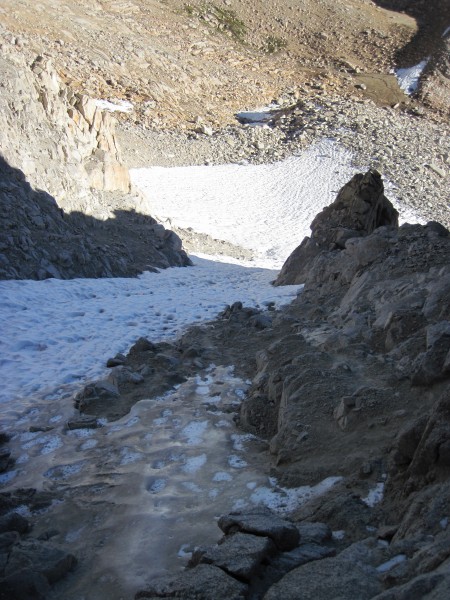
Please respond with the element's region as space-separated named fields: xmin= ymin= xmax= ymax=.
xmin=0 ymin=568 xmax=50 ymax=600
xmin=411 ymin=321 xmax=450 ymax=385
xmin=66 ymin=417 xmax=100 ymax=430
xmin=74 ymin=379 xmax=120 ymax=412
xmin=0 ymin=513 xmax=31 ymax=534
xmin=4 ymin=540 xmax=77 ymax=584
xmin=106 ymin=353 xmax=127 ymax=367
xmin=135 ymin=563 xmax=247 ymax=599
xmin=218 ymin=508 xmax=300 ymax=551
xmin=0 ymin=531 xmax=20 ymax=552
xmin=190 ymin=532 xmax=276 ymax=581
xmin=371 ymin=572 xmax=450 ymax=599
xmin=297 ymin=522 xmax=332 ymax=544
xmin=275 ymin=169 xmax=398 ymax=285
xmin=264 ymin=553 xmax=382 ymax=600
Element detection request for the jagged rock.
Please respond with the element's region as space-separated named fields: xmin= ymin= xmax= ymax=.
xmin=190 ymin=532 xmax=276 ymax=582
xmin=411 ymin=321 xmax=450 ymax=385
xmin=218 ymin=508 xmax=300 ymax=551
xmin=275 ymin=169 xmax=398 ymax=285
xmin=74 ymin=379 xmax=120 ymax=413
xmin=135 ymin=563 xmax=247 ymax=599
xmin=0 ymin=49 xmax=192 ymax=280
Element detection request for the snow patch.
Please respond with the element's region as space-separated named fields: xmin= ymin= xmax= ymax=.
xmin=362 ymin=482 xmax=385 ymax=507
xmin=376 ymin=554 xmax=407 ymax=573
xmin=94 ymin=99 xmax=133 ymax=113
xmin=396 ymin=60 xmax=428 ymax=95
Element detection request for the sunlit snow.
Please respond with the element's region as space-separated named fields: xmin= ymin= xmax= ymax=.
xmin=396 ymin=59 xmax=429 ymax=95
xmin=94 ymin=98 xmax=134 ymax=112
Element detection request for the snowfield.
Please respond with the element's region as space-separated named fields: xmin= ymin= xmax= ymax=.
xmin=131 ymin=140 xmax=357 ymax=269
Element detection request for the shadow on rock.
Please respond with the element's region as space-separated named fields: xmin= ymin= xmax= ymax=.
xmin=0 ymin=154 xmax=192 ymax=281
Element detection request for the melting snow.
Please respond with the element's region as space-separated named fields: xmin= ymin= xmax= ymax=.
xmin=396 ymin=59 xmax=429 ymax=95
xmin=362 ymin=482 xmax=385 ymax=507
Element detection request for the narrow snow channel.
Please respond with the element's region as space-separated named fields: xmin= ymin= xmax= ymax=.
xmin=0 ymin=138 xmax=415 ymax=598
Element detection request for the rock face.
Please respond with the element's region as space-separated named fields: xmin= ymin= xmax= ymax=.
xmin=231 ymin=172 xmax=450 ymax=598
xmin=0 ymin=47 xmax=129 ymax=210
xmin=0 ymin=156 xmax=191 ymax=279
xmin=275 ymin=169 xmax=399 ymax=285
xmin=0 ymin=45 xmax=191 ymax=279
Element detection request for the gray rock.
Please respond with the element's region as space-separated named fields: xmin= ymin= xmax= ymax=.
xmin=372 ymin=572 xmax=450 ymax=600
xmin=264 ymin=553 xmax=382 ymax=599
xmin=297 ymin=521 xmax=332 ymax=544
xmin=190 ymin=532 xmax=276 ymax=581
xmin=275 ymin=169 xmax=398 ymax=285
xmin=411 ymin=321 xmax=450 ymax=385
xmin=74 ymin=379 xmax=120 ymax=412
xmin=135 ymin=563 xmax=247 ymax=599
xmin=4 ymin=540 xmax=77 ymax=584
xmin=218 ymin=508 xmax=300 ymax=551
xmin=0 ymin=513 xmax=31 ymax=534
xmin=0 ymin=568 xmax=50 ymax=600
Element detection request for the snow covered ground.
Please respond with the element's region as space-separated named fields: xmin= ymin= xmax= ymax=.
xmin=395 ymin=59 xmax=429 ymax=95
xmin=0 ymin=259 xmax=300 ymax=413
xmin=0 ymin=138 xmax=420 ymax=416
xmin=131 ymin=140 xmax=357 ymax=269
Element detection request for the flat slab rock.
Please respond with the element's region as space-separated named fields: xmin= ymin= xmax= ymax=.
xmin=135 ymin=563 xmax=247 ymax=599
xmin=264 ymin=554 xmax=381 ymax=600
xmin=190 ymin=532 xmax=276 ymax=582
xmin=218 ymin=509 xmax=300 ymax=551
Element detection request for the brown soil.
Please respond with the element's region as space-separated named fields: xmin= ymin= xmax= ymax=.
xmin=1 ymin=0 xmax=429 ymax=129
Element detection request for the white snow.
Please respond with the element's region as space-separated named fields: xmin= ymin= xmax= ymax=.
xmin=0 ymin=138 xmax=423 ymax=415
xmin=235 ymin=103 xmax=279 ymax=124
xmin=94 ymin=99 xmax=134 ymax=113
xmin=376 ymin=554 xmax=407 ymax=573
xmin=249 ymin=476 xmax=342 ymax=514
xmin=396 ymin=59 xmax=429 ymax=95
xmin=0 ymin=257 xmax=300 ymax=413
xmin=362 ymin=482 xmax=385 ymax=507
xmin=131 ymin=140 xmax=358 ymax=269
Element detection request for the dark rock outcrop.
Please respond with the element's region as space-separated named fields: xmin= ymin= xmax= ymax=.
xmin=0 ymin=155 xmax=191 ymax=280
xmin=275 ymin=169 xmax=398 ymax=285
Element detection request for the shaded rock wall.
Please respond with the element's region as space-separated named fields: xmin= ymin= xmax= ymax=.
xmin=0 ymin=43 xmax=191 ymax=279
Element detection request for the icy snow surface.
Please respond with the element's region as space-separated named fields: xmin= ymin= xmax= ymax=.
xmin=94 ymin=98 xmax=134 ymax=113
xmin=0 ymin=259 xmax=299 ymax=411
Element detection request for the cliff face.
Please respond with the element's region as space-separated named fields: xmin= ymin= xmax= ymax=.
xmin=0 ymin=46 xmax=130 ymax=212
xmin=0 ymin=44 xmax=191 ymax=279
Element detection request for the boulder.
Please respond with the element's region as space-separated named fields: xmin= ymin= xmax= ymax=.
xmin=190 ymin=532 xmax=276 ymax=582
xmin=218 ymin=508 xmax=300 ymax=551
xmin=135 ymin=563 xmax=247 ymax=599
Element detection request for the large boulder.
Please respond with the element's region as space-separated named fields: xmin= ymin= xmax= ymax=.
xmin=275 ymin=169 xmax=398 ymax=285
